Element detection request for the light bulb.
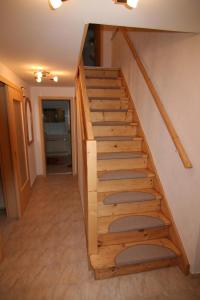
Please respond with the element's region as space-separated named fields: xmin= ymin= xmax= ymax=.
xmin=49 ymin=0 xmax=63 ymax=10
xmin=36 ymin=71 xmax=43 ymax=78
xmin=53 ymin=76 xmax=58 ymax=82
xmin=127 ymin=0 xmax=139 ymax=8
xmin=36 ymin=77 xmax=42 ymax=83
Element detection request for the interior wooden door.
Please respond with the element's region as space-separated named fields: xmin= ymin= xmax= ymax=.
xmin=6 ymin=86 xmax=30 ymax=217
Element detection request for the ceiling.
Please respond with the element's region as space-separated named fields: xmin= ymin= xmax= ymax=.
xmin=0 ymin=0 xmax=200 ymax=87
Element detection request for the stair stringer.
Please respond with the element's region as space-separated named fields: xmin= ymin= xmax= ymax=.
xmin=120 ymin=70 xmax=190 ymax=274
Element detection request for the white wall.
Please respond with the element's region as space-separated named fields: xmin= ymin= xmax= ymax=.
xmin=112 ymin=31 xmax=200 ymax=274
xmin=0 ymin=61 xmax=36 ymax=186
xmin=30 ymin=87 xmax=75 ymax=175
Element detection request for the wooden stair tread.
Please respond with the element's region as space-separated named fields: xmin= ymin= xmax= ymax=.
xmin=84 ymin=68 xmax=120 ymax=79
xmin=97 ymin=151 xmax=146 ymax=160
xmin=91 ymin=109 xmax=129 ymax=112
xmin=103 ymin=190 xmax=160 ymax=205
xmin=98 ymin=211 xmax=170 ymax=233
xmin=89 ymin=97 xmax=128 ymax=101
xmin=84 ymin=67 xmax=120 ymax=71
xmin=98 ymin=169 xmax=154 ymax=181
xmin=87 ymin=86 xmax=120 ymax=90
xmin=96 ymin=136 xmax=142 ymax=141
xmin=90 ymin=238 xmax=180 ymax=270
xmin=93 ymin=121 xmax=135 ymax=126
xmin=86 ymin=78 xmax=121 ymax=89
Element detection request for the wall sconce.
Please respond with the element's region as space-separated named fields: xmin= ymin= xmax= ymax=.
xmin=49 ymin=0 xmax=68 ymax=10
xmin=34 ymin=71 xmax=59 ymax=83
xmin=114 ymin=0 xmax=139 ymax=8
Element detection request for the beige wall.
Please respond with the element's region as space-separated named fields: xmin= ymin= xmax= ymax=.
xmin=0 ymin=61 xmax=36 ymax=186
xmin=0 ymin=61 xmax=28 ymax=92
xmin=101 ymin=29 xmax=112 ymax=68
xmin=30 ymin=87 xmax=75 ymax=176
xmin=112 ymin=31 xmax=200 ymax=274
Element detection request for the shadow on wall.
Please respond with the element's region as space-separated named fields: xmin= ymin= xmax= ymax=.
xmin=194 ymin=229 xmax=200 ymax=273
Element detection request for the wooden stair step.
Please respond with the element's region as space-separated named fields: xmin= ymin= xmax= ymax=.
xmin=87 ymin=88 xmax=126 ymax=99
xmin=93 ymin=124 xmax=137 ymax=137
xmin=93 ymin=121 xmax=133 ymax=126
xmin=98 ymin=170 xmax=154 ymax=192
xmin=96 ymin=136 xmax=137 ymax=141
xmin=98 ymin=212 xmax=170 ymax=245
xmin=86 ymin=78 xmax=121 ymax=88
xmin=97 ymin=151 xmax=145 ymax=160
xmin=98 ymin=189 xmax=161 ymax=217
xmin=116 ymin=244 xmax=177 ymax=267
xmin=91 ymin=110 xmax=133 ymax=122
xmin=98 ymin=198 xmax=160 ymax=217
xmin=107 ymin=214 xmax=168 ymax=233
xmin=97 ymin=137 xmax=143 ymax=153
xmin=91 ymin=109 xmax=129 ymax=112
xmin=98 ymin=169 xmax=154 ymax=181
xmin=89 ymin=99 xmax=129 ymax=110
xmin=84 ymin=67 xmax=120 ymax=79
xmin=103 ymin=190 xmax=160 ymax=205
xmin=97 ymin=151 xmax=147 ymax=171
xmin=90 ymin=239 xmax=180 ymax=279
xmin=89 ymin=97 xmax=128 ymax=101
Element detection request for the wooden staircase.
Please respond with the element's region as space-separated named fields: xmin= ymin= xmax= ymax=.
xmin=77 ymin=66 xmax=189 ymax=279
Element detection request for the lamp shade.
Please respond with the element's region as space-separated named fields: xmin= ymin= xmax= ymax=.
xmin=127 ymin=0 xmax=139 ymax=8
xmin=49 ymin=0 xmax=63 ymax=9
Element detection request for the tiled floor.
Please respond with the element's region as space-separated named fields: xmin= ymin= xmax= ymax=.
xmin=0 ymin=175 xmax=199 ymax=300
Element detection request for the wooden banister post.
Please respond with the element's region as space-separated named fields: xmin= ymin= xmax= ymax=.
xmin=77 ymin=62 xmax=98 ymax=254
xmin=86 ymin=140 xmax=98 ymax=254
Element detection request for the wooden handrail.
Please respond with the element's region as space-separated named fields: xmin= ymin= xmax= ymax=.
xmin=121 ymin=28 xmax=192 ymax=168
xmin=79 ymin=60 xmax=94 ymax=140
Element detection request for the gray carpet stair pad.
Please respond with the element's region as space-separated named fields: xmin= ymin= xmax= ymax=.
xmin=108 ymin=215 xmax=165 ymax=233
xmin=103 ymin=191 xmax=156 ymax=205
xmin=115 ymin=244 xmax=177 ymax=267
xmin=97 ymin=152 xmax=144 ymax=160
xmin=99 ymin=170 xmax=147 ymax=181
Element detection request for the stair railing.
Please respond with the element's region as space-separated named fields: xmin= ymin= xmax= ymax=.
xmin=120 ymin=28 xmax=192 ymax=169
xmin=76 ymin=60 xmax=98 ymax=255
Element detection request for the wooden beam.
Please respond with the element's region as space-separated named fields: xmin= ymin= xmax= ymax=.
xmin=121 ymin=28 xmax=192 ymax=169
xmin=87 ymin=140 xmax=98 ymax=254
xmin=79 ymin=61 xmax=94 ymax=140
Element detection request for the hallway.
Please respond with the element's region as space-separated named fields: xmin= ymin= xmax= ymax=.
xmin=0 ymin=176 xmax=199 ymax=300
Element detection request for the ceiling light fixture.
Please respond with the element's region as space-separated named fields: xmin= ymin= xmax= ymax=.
xmin=34 ymin=71 xmax=59 ymax=83
xmin=36 ymin=77 xmax=42 ymax=83
xmin=53 ymin=76 xmax=58 ymax=82
xmin=127 ymin=0 xmax=139 ymax=8
xmin=49 ymin=0 xmax=67 ymax=10
xmin=35 ymin=71 xmax=43 ymax=79
xmin=113 ymin=0 xmax=139 ymax=9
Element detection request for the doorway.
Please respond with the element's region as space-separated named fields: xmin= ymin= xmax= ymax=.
xmin=41 ymin=99 xmax=72 ymax=175
xmin=0 ymin=83 xmax=29 ymax=218
xmin=83 ymin=24 xmax=101 ymax=66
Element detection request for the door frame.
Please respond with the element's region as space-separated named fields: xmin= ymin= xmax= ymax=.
xmin=6 ymin=86 xmax=30 ymax=217
xmin=38 ymin=97 xmax=77 ymax=176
